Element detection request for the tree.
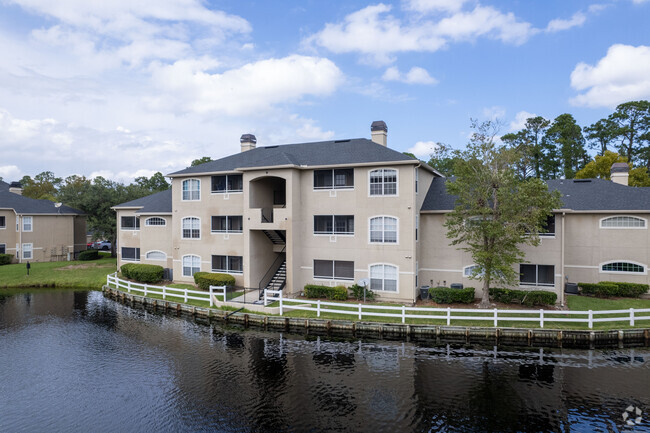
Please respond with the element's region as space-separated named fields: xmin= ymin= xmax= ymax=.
xmin=134 ymin=172 xmax=169 ymax=193
xmin=608 ymin=100 xmax=650 ymax=167
xmin=575 ymin=150 xmax=650 ymax=187
xmin=445 ymin=120 xmax=561 ymax=308
xmin=426 ymin=143 xmax=460 ymax=177
xmin=584 ymin=118 xmax=617 ymax=156
xmin=545 ymin=114 xmax=588 ymax=179
xmin=20 ymin=171 xmax=62 ymax=200
xmin=502 ymin=116 xmax=551 ymax=180
xmin=190 ymin=156 xmax=213 ymax=167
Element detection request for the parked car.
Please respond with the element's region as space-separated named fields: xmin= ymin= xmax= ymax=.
xmin=92 ymin=240 xmax=112 ymax=250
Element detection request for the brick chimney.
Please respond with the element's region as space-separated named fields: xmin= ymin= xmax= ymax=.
xmin=240 ymin=134 xmax=257 ymax=152
xmin=611 ymin=162 xmax=629 ymax=186
xmin=371 ymin=121 xmax=387 ymax=147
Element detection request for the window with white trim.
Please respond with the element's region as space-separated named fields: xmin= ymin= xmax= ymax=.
xmin=22 ymin=216 xmax=32 ymax=232
xmin=211 ymin=174 xmax=243 ymax=193
xmin=121 ymin=247 xmax=140 ymax=262
xmin=182 ymin=179 xmax=200 ymax=201
xmin=600 ymin=216 xmax=646 ymax=229
xmin=182 ymin=217 xmax=200 ymax=239
xmin=370 ymin=216 xmax=397 ymax=243
xmin=601 ymin=261 xmax=645 ymax=273
xmin=212 ymin=255 xmax=243 ymax=274
xmin=369 ymin=169 xmax=397 ymax=196
xmin=520 ymin=264 xmax=554 ymax=287
xmin=314 ymin=215 xmax=354 ymax=235
xmin=182 ymin=255 xmax=201 ymax=277
xmin=313 ymin=260 xmax=354 ymax=280
xmin=145 ymin=251 xmax=166 ymax=261
xmin=0 ymin=216 xmax=5 ymax=228
xmin=22 ymin=243 xmax=32 ymax=259
xmin=145 ymin=217 xmax=166 ymax=227
xmin=370 ymin=264 xmax=398 ymax=292
xmin=313 ymin=169 xmax=354 ymax=189
xmin=463 ymin=265 xmax=483 ymax=278
xmin=211 ymin=216 xmax=243 ymax=233
xmin=0 ymin=244 xmax=5 ymax=254
xmin=121 ymin=216 xmax=140 ymax=230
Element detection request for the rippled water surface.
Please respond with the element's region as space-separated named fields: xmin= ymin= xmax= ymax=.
xmin=1 ymin=289 xmax=649 ymax=432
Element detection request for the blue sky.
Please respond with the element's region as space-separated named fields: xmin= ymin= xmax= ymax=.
xmin=0 ymin=0 xmax=649 ymax=182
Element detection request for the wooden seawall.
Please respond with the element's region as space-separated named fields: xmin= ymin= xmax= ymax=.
xmin=102 ymin=286 xmax=650 ymax=349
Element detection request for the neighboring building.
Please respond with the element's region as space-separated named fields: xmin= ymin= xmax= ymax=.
xmin=0 ymin=180 xmax=87 ymax=262
xmin=112 ymin=122 xmax=650 ymax=304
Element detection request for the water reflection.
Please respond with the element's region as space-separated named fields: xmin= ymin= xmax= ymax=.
xmin=0 ymin=289 xmax=648 ymax=433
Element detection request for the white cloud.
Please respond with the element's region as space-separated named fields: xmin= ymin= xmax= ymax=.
xmin=509 ymin=111 xmax=536 ymax=131
xmin=407 ymin=141 xmax=439 ymax=158
xmin=482 ymin=106 xmax=506 ymax=121
xmin=403 ymin=0 xmax=469 ymax=14
xmin=546 ymin=12 xmax=586 ymax=33
xmin=382 ymin=66 xmax=437 ymax=84
xmin=570 ymin=44 xmax=650 ymax=107
xmin=0 ymin=165 xmax=22 ymax=181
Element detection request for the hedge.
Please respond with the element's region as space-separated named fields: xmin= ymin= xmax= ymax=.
xmin=489 ymin=288 xmax=557 ymax=306
xmin=429 ymin=286 xmax=475 ymax=304
xmin=120 ymin=263 xmax=164 ymax=284
xmin=579 ymin=281 xmax=648 ymax=298
xmin=194 ymin=272 xmax=236 ymax=291
xmin=349 ymin=284 xmax=376 ymax=301
xmin=304 ymin=284 xmax=348 ymax=301
xmin=0 ymin=254 xmax=12 ymax=265
xmin=78 ymin=250 xmax=100 ymax=261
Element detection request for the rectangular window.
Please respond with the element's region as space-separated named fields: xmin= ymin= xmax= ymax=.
xmin=182 ymin=218 xmax=200 ymax=239
xmin=0 ymin=216 xmax=5 ymax=228
xmin=22 ymin=243 xmax=32 ymax=259
xmin=314 ymin=215 xmax=354 ymax=235
xmin=121 ymin=247 xmax=140 ymax=261
xmin=211 ymin=216 xmax=243 ymax=233
xmin=313 ymin=169 xmax=354 ymax=189
xmin=211 ymin=255 xmax=243 ymax=273
xmin=313 ymin=259 xmax=354 ymax=280
xmin=211 ymin=174 xmax=243 ymax=193
xmin=121 ymin=216 xmax=140 ymax=230
xmin=541 ymin=215 xmax=555 ymax=236
xmin=0 ymin=244 xmax=5 ymax=254
xmin=369 ymin=169 xmax=397 ymax=196
xmin=520 ymin=264 xmax=554 ymax=286
xmin=22 ymin=216 xmax=33 ymax=232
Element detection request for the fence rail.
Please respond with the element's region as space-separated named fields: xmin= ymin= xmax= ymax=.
xmin=264 ymin=289 xmax=650 ymax=329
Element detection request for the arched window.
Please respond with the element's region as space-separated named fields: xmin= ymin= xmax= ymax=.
xmin=601 ymin=261 xmax=646 ymax=274
xmin=182 ymin=179 xmax=200 ymax=201
xmin=369 ymin=169 xmax=397 ymax=196
xmin=145 ymin=217 xmax=166 ymax=227
xmin=182 ymin=217 xmax=200 ymax=239
xmin=370 ymin=264 xmax=398 ymax=292
xmin=370 ymin=216 xmax=398 ymax=243
xmin=145 ymin=251 xmax=166 ymax=261
xmin=182 ymin=255 xmax=201 ymax=277
xmin=600 ymin=216 xmax=646 ymax=229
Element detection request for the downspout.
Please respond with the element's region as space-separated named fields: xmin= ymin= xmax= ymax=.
xmin=17 ymin=212 xmax=22 ymax=264
xmin=560 ymin=212 xmax=565 ymax=307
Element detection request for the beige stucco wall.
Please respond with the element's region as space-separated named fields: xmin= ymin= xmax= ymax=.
xmin=0 ymin=210 xmax=17 ymax=258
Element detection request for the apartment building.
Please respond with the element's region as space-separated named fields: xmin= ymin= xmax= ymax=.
xmin=0 ymin=181 xmax=86 ymax=262
xmin=113 ymin=123 xmax=650 ymax=304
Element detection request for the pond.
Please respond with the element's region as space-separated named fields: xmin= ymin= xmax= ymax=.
xmin=1 ymin=289 xmax=648 ymax=432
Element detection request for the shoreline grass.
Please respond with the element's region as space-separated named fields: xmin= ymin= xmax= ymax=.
xmin=0 ymin=257 xmax=117 ymax=289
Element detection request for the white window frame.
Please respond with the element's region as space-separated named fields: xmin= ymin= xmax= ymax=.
xmin=211 ymin=255 xmax=243 ymax=274
xmin=313 ymin=168 xmax=355 ymax=191
xmin=599 ymin=260 xmax=647 ymax=275
xmin=22 ymin=216 xmax=33 ymax=232
xmin=145 ymin=217 xmax=166 ymax=227
xmin=145 ymin=250 xmax=167 ymax=261
xmin=211 ymin=216 xmax=243 ymax=234
xmin=463 ymin=264 xmax=483 ymax=278
xmin=368 ymin=168 xmax=398 ymax=197
xmin=369 ymin=216 xmax=398 ymax=244
xmin=22 ymin=243 xmax=32 ymax=260
xmin=182 ymin=255 xmax=201 ymax=277
xmin=519 ymin=264 xmax=555 ymax=287
xmin=121 ymin=247 xmax=140 ymax=262
xmin=369 ymin=263 xmax=399 ymax=293
xmin=415 ymin=167 xmax=419 ymax=194
xmin=182 ymin=179 xmax=201 ymax=201
xmin=181 ymin=217 xmax=201 ymax=240
xmin=313 ymin=259 xmax=355 ymax=281
xmin=120 ymin=216 xmax=140 ymax=231
xmin=599 ymin=215 xmax=647 ymax=229
xmin=313 ymin=215 xmax=355 ymax=236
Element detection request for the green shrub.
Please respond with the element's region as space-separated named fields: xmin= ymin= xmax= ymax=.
xmin=489 ymin=288 xmax=557 ymax=306
xmin=78 ymin=250 xmax=99 ymax=261
xmin=194 ymin=272 xmax=236 ymax=291
xmin=429 ymin=286 xmax=475 ymax=304
xmin=579 ymin=281 xmax=648 ymax=298
xmin=304 ymin=284 xmax=348 ymax=301
xmin=602 ymin=281 xmax=648 ymax=297
xmin=120 ymin=263 xmax=163 ymax=284
xmin=0 ymin=254 xmax=13 ymax=265
xmin=349 ymin=284 xmax=376 ymax=301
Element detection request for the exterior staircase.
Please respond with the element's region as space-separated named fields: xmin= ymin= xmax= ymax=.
xmin=262 ymin=229 xmax=285 ymax=245
xmin=265 ymin=261 xmax=286 ymax=292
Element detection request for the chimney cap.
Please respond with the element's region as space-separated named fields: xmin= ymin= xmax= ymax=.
xmin=371 ymin=120 xmax=387 ymax=132
xmin=9 ymin=181 xmax=22 ymax=188
xmin=611 ymin=162 xmax=630 ymax=173
xmin=240 ymin=134 xmax=257 ymax=144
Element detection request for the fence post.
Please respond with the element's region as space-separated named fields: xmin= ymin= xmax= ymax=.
xmin=447 ymin=307 xmax=451 ymax=326
xmin=279 ymin=290 xmax=283 ymax=315
xmin=127 ymin=281 xmax=131 ymax=293
xmin=402 ymin=305 xmax=406 ymax=324
xmin=588 ymin=310 xmax=593 ymax=329
xmin=539 ymin=309 xmax=544 ymax=328
xmin=359 ymin=304 xmax=362 ymax=320
xmin=209 ymin=286 xmax=214 ymax=307
xmin=494 ymin=308 xmax=498 ymax=327
xmin=317 ymin=300 xmax=321 ymax=318
xmin=264 ymin=289 xmax=267 ymax=306
xmin=144 ymin=284 xmax=147 ymax=297
xmin=162 ymin=286 xmax=166 ymax=300
xmin=630 ymin=308 xmax=635 ymax=326
xmin=184 ymin=288 xmax=188 ymax=303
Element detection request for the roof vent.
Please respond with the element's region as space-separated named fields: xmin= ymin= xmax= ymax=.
xmin=264 ymin=145 xmax=279 ymax=149
xmin=573 ymin=179 xmax=592 ymax=183
xmin=240 ymin=134 xmax=257 ymax=152
xmin=334 ymin=139 xmax=351 ymax=143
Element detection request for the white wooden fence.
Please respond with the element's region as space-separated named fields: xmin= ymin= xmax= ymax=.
xmin=264 ymin=289 xmax=650 ymax=329
xmin=106 ymin=273 xmax=226 ymax=307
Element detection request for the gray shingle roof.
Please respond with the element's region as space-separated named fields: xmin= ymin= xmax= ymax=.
xmin=0 ymin=190 xmax=83 ymax=214
xmin=112 ymin=189 xmax=172 ymax=214
xmin=168 ymin=138 xmax=414 ymax=176
xmin=0 ymin=180 xmax=9 ymax=191
xmin=422 ymin=177 xmax=650 ymax=212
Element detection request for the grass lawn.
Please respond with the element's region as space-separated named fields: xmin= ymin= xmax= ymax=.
xmin=0 ymin=257 xmax=117 ymax=289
